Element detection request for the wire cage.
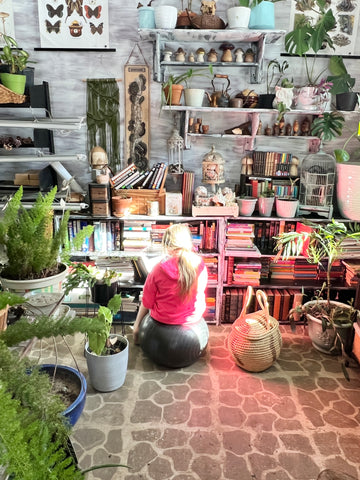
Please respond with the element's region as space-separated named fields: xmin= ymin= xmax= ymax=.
xmin=298 ymin=152 xmax=336 ymax=219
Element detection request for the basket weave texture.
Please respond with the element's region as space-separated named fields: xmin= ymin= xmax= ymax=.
xmin=0 ymin=83 xmax=27 ymax=104
xmin=0 ymin=305 xmax=9 ymax=331
xmin=227 ymin=287 xmax=282 ymax=372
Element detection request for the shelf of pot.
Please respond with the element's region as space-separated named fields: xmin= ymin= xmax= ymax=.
xmin=161 ymin=61 xmax=259 ymax=68
xmin=138 ymin=28 xmax=286 ymax=44
xmin=162 ymin=106 xmax=326 ymax=115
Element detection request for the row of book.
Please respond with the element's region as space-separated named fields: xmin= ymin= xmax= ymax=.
xmin=251 ymin=151 xmax=294 ymax=177
xmin=190 ymin=221 xmax=218 ymax=252
xmin=182 ymin=171 xmax=195 ymax=215
xmin=225 ymin=222 xmax=260 ymax=257
xmin=203 ymin=257 xmax=218 ymax=283
xmin=243 ymin=178 xmax=299 ymax=199
xmin=221 ymin=287 xmax=303 ymax=324
xmin=342 ymin=259 xmax=360 ymax=286
xmin=110 ymin=162 xmax=167 ymax=190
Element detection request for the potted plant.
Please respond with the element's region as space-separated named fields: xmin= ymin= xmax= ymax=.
xmin=227 ymin=0 xmax=252 ymax=30
xmin=258 ymin=59 xmax=289 ymax=109
xmin=63 ymin=262 xmax=119 ymax=306
xmin=137 ymin=0 xmax=156 ymax=29
xmin=111 ymin=190 xmax=133 ymax=217
xmin=84 ymin=294 xmax=129 ymax=392
xmin=275 ymin=177 xmax=299 ymax=218
xmin=327 ymin=55 xmax=358 ymax=111
xmin=236 ymin=195 xmax=258 ymax=216
xmin=0 ymin=34 xmax=34 ymax=94
xmin=0 ymin=186 xmax=93 ymax=294
xmin=258 ymin=187 xmax=275 ymax=216
xmin=0 ymin=291 xmax=127 ymax=478
xmin=273 ymin=77 xmax=294 ymax=109
xmin=285 ymin=0 xmax=336 ymax=110
xmin=249 ymin=0 xmax=283 ymax=30
xmin=274 ymin=219 xmax=360 ymax=363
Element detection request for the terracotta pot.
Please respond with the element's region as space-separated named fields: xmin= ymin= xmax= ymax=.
xmin=111 ymin=197 xmax=132 ymax=217
xmin=275 ymin=197 xmax=299 ymax=218
xmin=163 ymin=84 xmax=184 ymax=106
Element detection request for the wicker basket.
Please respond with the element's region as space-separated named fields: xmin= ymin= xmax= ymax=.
xmin=0 ymin=305 xmax=9 ymax=331
xmin=227 ymin=287 xmax=282 ymax=372
xmin=0 ymin=83 xmax=27 ymax=104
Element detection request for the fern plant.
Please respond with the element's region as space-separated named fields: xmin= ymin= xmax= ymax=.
xmin=0 ymin=186 xmax=93 ymax=280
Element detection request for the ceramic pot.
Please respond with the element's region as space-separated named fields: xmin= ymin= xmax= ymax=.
xmin=336 ymin=163 xmax=360 ymax=221
xmin=111 ymin=196 xmax=132 ymax=217
xmin=249 ymin=1 xmax=275 ymax=29
xmin=258 ymin=93 xmax=275 ymax=109
xmin=237 ymin=197 xmax=257 ymax=216
xmin=275 ymin=197 xmax=299 ymax=218
xmin=273 ymin=86 xmax=294 ymax=109
xmin=227 ymin=6 xmax=251 ymax=29
xmin=163 ymin=84 xmax=184 ymax=106
xmin=138 ymin=6 xmax=156 ymax=28
xmin=154 ymin=6 xmax=178 ymax=29
xmin=0 ymin=72 xmax=26 ymax=95
xmin=258 ymin=196 xmax=275 ymax=217
xmin=294 ymin=86 xmax=321 ymax=111
xmin=184 ymin=88 xmax=205 ymax=107
xmin=0 ymin=263 xmax=68 ymax=294
xmin=336 ymin=92 xmax=358 ymax=111
xmin=85 ymin=334 xmax=129 ymax=392
xmin=91 ymin=280 xmax=118 ymax=306
xmin=304 ymin=300 xmax=354 ymax=355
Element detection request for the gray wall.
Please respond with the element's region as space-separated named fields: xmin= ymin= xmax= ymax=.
xmin=2 ymin=0 xmax=360 ymax=193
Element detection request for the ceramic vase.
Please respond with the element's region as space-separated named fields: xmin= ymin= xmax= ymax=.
xmin=275 ymin=197 xmax=299 ymax=218
xmin=184 ymin=88 xmax=205 ymax=107
xmin=138 ymin=6 xmax=156 ymax=29
xmin=154 ymin=6 xmax=178 ymax=29
xmin=249 ymin=1 xmax=275 ymax=29
xmin=258 ymin=196 xmax=275 ymax=217
xmin=227 ymin=6 xmax=251 ymax=29
xmin=237 ymin=197 xmax=257 ymax=216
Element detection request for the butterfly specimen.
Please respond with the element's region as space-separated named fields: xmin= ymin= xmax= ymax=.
xmin=45 ymin=19 xmax=61 ymax=33
xmin=84 ymin=5 xmax=101 ymax=19
xmin=46 ymin=3 xmax=64 ymax=18
xmin=65 ymin=0 xmax=87 ymax=22
xmin=89 ymin=22 xmax=103 ymax=34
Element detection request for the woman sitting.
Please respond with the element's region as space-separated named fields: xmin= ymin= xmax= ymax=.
xmin=133 ymin=223 xmax=209 ymax=368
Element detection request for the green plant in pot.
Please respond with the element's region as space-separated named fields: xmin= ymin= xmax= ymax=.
xmin=0 ymin=186 xmax=94 ymax=293
xmin=0 ymin=34 xmax=34 ymax=94
xmin=258 ymin=59 xmax=289 ymax=108
xmin=258 ymin=186 xmax=275 ymax=217
xmin=327 ymin=55 xmax=358 ymax=111
xmin=274 ymin=219 xmax=360 ymax=368
xmin=285 ymin=0 xmax=336 ymax=110
xmin=0 ymin=291 xmax=128 ymax=478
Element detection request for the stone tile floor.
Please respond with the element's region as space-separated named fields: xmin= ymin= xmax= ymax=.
xmin=30 ymin=324 xmax=360 ymax=480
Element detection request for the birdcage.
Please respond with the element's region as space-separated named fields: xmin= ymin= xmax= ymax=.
xmin=298 ymin=151 xmax=336 ymax=219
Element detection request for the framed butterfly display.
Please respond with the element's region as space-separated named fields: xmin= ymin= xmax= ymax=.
xmin=37 ymin=0 xmax=109 ymax=48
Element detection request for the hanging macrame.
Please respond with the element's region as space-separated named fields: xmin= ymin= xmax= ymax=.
xmin=86 ymin=78 xmax=120 ymax=172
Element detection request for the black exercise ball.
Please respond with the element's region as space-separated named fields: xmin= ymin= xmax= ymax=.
xmin=138 ymin=314 xmax=209 ymax=368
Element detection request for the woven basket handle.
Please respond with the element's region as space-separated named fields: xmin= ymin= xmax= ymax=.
xmin=232 ymin=286 xmax=253 ymax=328
xmin=256 ymin=289 xmax=271 ymax=329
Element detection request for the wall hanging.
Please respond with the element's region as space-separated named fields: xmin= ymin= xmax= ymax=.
xmin=37 ymin=0 xmax=109 ymax=49
xmin=86 ymin=78 xmax=120 ymax=173
xmin=124 ymin=43 xmax=150 ymax=171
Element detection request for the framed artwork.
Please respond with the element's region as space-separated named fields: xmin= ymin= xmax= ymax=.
xmin=289 ymin=0 xmax=360 ymax=55
xmin=124 ymin=64 xmax=150 ymax=171
xmin=0 ymin=0 xmax=15 ymax=40
xmin=37 ymin=0 xmax=109 ymax=49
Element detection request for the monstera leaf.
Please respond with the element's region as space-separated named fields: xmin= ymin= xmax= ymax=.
xmin=311 ymin=112 xmax=345 ymax=141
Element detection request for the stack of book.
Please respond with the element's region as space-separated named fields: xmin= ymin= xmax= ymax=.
xmin=294 ymin=258 xmax=318 ymax=280
xmin=203 ymin=256 xmax=218 ymax=283
xmin=317 ymin=259 xmax=344 ymax=281
xmin=188 ymin=222 xmax=217 ymax=252
xmin=122 ymin=220 xmax=153 ymax=251
xmin=270 ymin=259 xmax=295 ymax=280
xmin=110 ymin=163 xmax=167 ymax=190
xmin=252 ymin=151 xmax=293 ymax=177
xmin=232 ymin=260 xmax=262 ymax=286
xmin=342 ymin=259 xmax=360 ymax=286
xmin=225 ymin=223 xmax=260 ymax=257
xmin=149 ymin=223 xmax=171 ymax=251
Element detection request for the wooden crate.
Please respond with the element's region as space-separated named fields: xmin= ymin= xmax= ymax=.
xmin=129 ymin=189 xmax=166 ymax=215
xmin=89 ymin=183 xmax=110 ymax=201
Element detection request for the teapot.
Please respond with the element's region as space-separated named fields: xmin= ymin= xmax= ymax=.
xmin=205 ymin=74 xmax=230 ymax=108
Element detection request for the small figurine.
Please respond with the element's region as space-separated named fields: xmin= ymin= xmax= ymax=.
xmin=207 ymin=48 xmax=218 ymax=62
xmin=220 ymin=43 xmax=234 ymax=62
xmin=200 ymin=0 xmax=217 ymax=15
xmin=163 ymin=49 xmax=172 ymax=62
xmin=244 ymin=48 xmax=255 ymax=63
xmin=279 ymin=118 xmax=285 ymax=136
xmin=285 ymin=123 xmax=292 ymax=136
xmin=265 ymin=125 xmax=272 ymax=136
xmin=289 ymin=156 xmax=300 ymax=177
xmin=257 ymin=120 xmax=262 ymax=135
xmin=196 ymin=47 xmax=205 ymax=62
xmin=301 ymin=117 xmax=311 ymax=136
xmin=273 ymin=123 xmax=280 ymax=136
xmin=293 ymin=120 xmax=299 ymax=136
xmin=175 ymin=47 xmax=186 ymax=62
xmin=234 ymin=48 xmax=244 ymax=63
xmin=188 ymin=51 xmax=195 ymax=63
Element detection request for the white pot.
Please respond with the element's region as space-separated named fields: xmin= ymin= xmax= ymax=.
xmin=154 ymin=6 xmax=178 ymax=29
xmin=0 ymin=264 xmax=68 ymax=294
xmin=294 ymin=86 xmax=321 ymax=111
xmin=237 ymin=197 xmax=257 ymax=216
xmin=85 ymin=334 xmax=129 ymax=392
xmin=336 ymin=163 xmax=360 ymax=221
xmin=227 ymin=6 xmax=251 ymax=29
xmin=273 ymin=86 xmax=294 ymax=109
xmin=184 ymin=88 xmax=205 ymax=107
xmin=275 ymin=197 xmax=299 ymax=218
xmin=258 ymin=196 xmax=275 ymax=217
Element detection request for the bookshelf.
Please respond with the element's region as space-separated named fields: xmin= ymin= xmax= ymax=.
xmin=63 ymin=214 xmax=360 ymax=326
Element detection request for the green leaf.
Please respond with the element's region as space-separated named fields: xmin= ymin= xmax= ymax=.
xmin=334 ymin=149 xmax=350 ymax=163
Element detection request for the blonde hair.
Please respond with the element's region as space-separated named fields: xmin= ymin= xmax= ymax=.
xmin=162 ymin=224 xmax=201 ymax=299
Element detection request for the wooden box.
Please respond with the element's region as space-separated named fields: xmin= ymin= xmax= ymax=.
xmin=128 ymin=189 xmax=166 ymax=215
xmin=89 ymin=183 xmax=110 ymax=201
xmin=91 ymin=200 xmax=111 ymax=217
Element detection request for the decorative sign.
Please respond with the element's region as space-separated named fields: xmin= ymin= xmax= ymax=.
xmin=124 ymin=64 xmax=150 ymax=171
xmin=0 ymin=0 xmax=15 ymax=40
xmin=37 ymin=0 xmax=109 ymax=49
xmin=289 ymin=0 xmax=360 ymax=56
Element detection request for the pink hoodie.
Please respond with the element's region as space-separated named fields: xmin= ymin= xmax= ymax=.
xmin=142 ymin=256 xmax=208 ymax=325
